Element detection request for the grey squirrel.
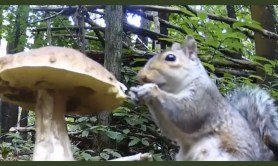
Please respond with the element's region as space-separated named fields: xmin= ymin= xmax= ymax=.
xmin=128 ymin=36 xmax=278 ymax=160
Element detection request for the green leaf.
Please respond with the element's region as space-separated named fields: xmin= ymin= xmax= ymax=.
xmin=113 ymin=112 xmax=129 ymax=117
xmin=77 ymin=117 xmax=89 ymax=122
xmin=6 ymin=133 xmax=22 ymax=140
xmin=202 ymin=62 xmax=215 ymax=72
xmin=90 ymin=117 xmax=97 ymax=123
xmin=103 ymin=149 xmax=122 ymax=158
xmin=140 ymin=124 xmax=147 ymax=131
xmin=1 ymin=146 xmax=10 ymax=159
xmin=263 ymin=64 xmax=273 ymax=75
xmin=224 ymin=32 xmax=246 ymax=40
xmin=249 ymin=75 xmax=264 ymax=81
xmin=178 ymin=7 xmax=196 ymax=17
xmin=105 ymin=131 xmax=125 ymax=142
xmin=81 ymin=130 xmax=89 ymax=137
xmin=123 ymin=129 xmax=130 ymax=134
xmin=128 ymin=137 xmax=141 ymax=146
xmin=113 ymin=107 xmax=130 ymax=116
xmin=91 ymin=156 xmax=101 ymax=161
xmin=68 ymin=125 xmax=79 ymax=131
xmin=111 ymin=151 xmax=122 ymax=158
xmin=153 ymin=153 xmax=163 ymax=161
xmin=100 ymin=152 xmax=110 ymax=160
xmin=81 ymin=152 xmax=91 ymax=161
xmin=125 ymin=117 xmax=136 ymax=126
xmin=141 ymin=138 xmax=150 ymax=146
xmin=252 ymin=56 xmax=274 ymax=64
xmin=197 ymin=12 xmax=207 ymax=20
xmin=232 ymin=21 xmax=263 ymax=30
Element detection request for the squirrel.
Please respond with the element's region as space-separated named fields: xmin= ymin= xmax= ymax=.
xmin=128 ymin=36 xmax=278 ymax=161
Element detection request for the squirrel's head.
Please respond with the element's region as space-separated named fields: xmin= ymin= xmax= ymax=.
xmin=138 ymin=36 xmax=205 ymax=94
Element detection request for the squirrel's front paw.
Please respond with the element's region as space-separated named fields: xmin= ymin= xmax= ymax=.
xmin=129 ymin=83 xmax=159 ymax=103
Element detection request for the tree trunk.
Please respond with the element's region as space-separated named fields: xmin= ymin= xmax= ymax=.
xmin=0 ymin=6 xmax=3 ymax=137
xmin=250 ymin=5 xmax=278 ymax=86
xmin=20 ymin=110 xmax=29 ymax=140
xmin=226 ymin=5 xmax=236 ymax=19
xmin=97 ymin=5 xmax=123 ymax=150
xmin=72 ymin=6 xmax=86 ymax=53
xmin=0 ymin=102 xmax=18 ymax=135
xmin=0 ymin=6 xmax=3 ymax=44
xmin=0 ymin=5 xmax=30 ymax=142
xmin=267 ymin=5 xmax=278 ymax=34
xmin=77 ymin=6 xmax=86 ymax=53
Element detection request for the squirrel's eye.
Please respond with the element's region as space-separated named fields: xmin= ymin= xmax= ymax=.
xmin=165 ymin=54 xmax=176 ymax=62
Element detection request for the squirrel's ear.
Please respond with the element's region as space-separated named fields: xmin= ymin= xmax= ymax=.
xmin=183 ymin=35 xmax=198 ymax=60
xmin=171 ymin=42 xmax=181 ymax=50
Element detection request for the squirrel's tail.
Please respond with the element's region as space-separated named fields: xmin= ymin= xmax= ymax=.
xmin=227 ymin=87 xmax=278 ymax=158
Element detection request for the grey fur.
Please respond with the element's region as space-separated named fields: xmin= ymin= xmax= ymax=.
xmin=227 ymin=87 xmax=278 ymax=159
xmin=129 ymin=36 xmax=278 ymax=161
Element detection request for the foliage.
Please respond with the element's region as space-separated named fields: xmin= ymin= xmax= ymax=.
xmin=66 ymin=99 xmax=173 ymax=161
xmin=0 ymin=133 xmax=33 ymax=161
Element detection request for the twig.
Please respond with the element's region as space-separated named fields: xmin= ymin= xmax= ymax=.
xmin=184 ymin=5 xmax=278 ymax=40
xmin=52 ymin=34 xmax=99 ymax=41
xmin=30 ymin=5 xmax=103 ymax=13
xmin=9 ymin=127 xmax=35 ymax=132
xmin=56 ymin=15 xmax=80 ymax=46
xmin=34 ymin=26 xmax=102 ymax=32
xmin=125 ymin=5 xmax=183 ymax=14
xmin=215 ymin=68 xmax=256 ymax=77
xmin=110 ymin=153 xmax=152 ymax=161
xmin=83 ymin=8 xmax=105 ymax=48
xmin=30 ymin=5 xmax=278 ymax=40
xmin=130 ymin=9 xmax=186 ymax=34
xmin=29 ymin=8 xmax=65 ymax=24
xmin=123 ymin=22 xmax=171 ymax=44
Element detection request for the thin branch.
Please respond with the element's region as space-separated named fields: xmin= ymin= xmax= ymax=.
xmin=123 ymin=22 xmax=171 ymax=44
xmin=31 ymin=5 xmax=278 ymax=40
xmin=9 ymin=127 xmax=35 ymax=132
xmin=211 ymin=58 xmax=256 ymax=70
xmin=56 ymin=16 xmax=80 ymax=46
xmin=30 ymin=5 xmax=102 ymax=13
xmin=129 ymin=5 xmax=275 ymax=40
xmin=125 ymin=5 xmax=184 ymax=14
xmin=184 ymin=5 xmax=278 ymax=40
xmin=34 ymin=26 xmax=102 ymax=32
xmin=52 ymin=34 xmax=99 ymax=41
xmin=215 ymin=68 xmax=256 ymax=77
xmin=29 ymin=8 xmax=65 ymax=24
xmin=223 ymin=54 xmax=257 ymax=69
xmin=110 ymin=153 xmax=152 ymax=161
xmin=83 ymin=9 xmax=105 ymax=47
xmin=130 ymin=9 xmax=186 ymax=34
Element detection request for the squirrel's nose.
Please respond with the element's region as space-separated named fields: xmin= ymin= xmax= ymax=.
xmin=138 ymin=70 xmax=150 ymax=83
xmin=140 ymin=75 xmax=149 ymax=83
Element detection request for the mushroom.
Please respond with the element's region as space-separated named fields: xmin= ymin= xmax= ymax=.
xmin=0 ymin=46 xmax=126 ymax=161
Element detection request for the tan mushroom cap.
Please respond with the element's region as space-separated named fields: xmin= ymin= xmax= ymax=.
xmin=0 ymin=46 xmax=127 ymax=115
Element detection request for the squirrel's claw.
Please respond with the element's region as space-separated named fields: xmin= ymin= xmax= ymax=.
xmin=128 ymin=89 xmax=139 ymax=101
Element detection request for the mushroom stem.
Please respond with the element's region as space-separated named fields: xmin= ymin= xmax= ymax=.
xmin=33 ymin=89 xmax=74 ymax=161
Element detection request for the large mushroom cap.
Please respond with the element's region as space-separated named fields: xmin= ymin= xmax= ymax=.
xmin=0 ymin=46 xmax=126 ymax=115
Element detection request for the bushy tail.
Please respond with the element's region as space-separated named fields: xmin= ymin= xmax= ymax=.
xmin=227 ymin=87 xmax=278 ymax=158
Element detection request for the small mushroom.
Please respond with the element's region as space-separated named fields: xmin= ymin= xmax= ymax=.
xmin=0 ymin=46 xmax=126 ymax=161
